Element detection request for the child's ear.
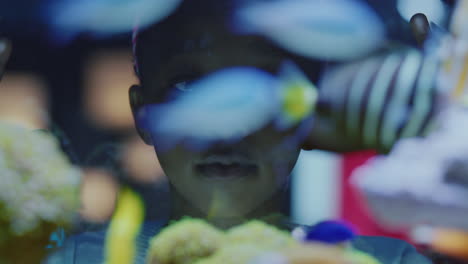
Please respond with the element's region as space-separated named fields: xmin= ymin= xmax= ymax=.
xmin=0 ymin=39 xmax=11 ymax=80
xmin=301 ymin=141 xmax=315 ymax=151
xmin=129 ymin=85 xmax=153 ymax=145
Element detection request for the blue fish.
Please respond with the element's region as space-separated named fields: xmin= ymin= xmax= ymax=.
xmin=232 ymin=0 xmax=386 ymax=61
xmin=304 ymin=220 xmax=356 ymax=244
xmin=43 ymin=0 xmax=182 ymax=43
xmin=138 ymin=62 xmax=317 ymax=152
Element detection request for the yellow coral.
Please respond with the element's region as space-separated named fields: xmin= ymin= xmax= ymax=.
xmin=0 ymin=122 xmax=81 ymax=263
xmin=0 ymin=122 xmax=81 ymax=234
xmin=226 ymin=220 xmax=297 ymax=250
xmin=146 ymin=219 xmax=382 ymax=264
xmin=146 ymin=218 xmax=225 ymax=264
xmin=195 ymin=243 xmax=270 ymax=264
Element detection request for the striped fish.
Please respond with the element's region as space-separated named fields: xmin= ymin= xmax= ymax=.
xmin=437 ymin=38 xmax=468 ymax=104
xmin=316 ymin=48 xmax=444 ymax=152
xmin=423 ymin=0 xmax=468 ymax=105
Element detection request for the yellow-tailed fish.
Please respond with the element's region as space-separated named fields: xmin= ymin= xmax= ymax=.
xmin=105 ymin=187 xmax=145 ymax=264
xmin=138 ymin=61 xmax=317 ymax=152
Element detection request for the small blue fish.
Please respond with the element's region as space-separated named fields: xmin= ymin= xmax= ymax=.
xmin=304 ymin=220 xmax=356 ymax=244
xmin=232 ymin=0 xmax=386 ymax=61
xmin=43 ymin=0 xmax=182 ymax=43
xmin=46 ymin=228 xmax=66 ymax=249
xmin=138 ymin=61 xmax=317 ymax=152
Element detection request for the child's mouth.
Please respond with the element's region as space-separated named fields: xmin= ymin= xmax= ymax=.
xmin=195 ymin=156 xmax=258 ymax=179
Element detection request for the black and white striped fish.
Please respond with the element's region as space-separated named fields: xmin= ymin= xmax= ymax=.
xmin=316 ymin=48 xmax=446 ymax=152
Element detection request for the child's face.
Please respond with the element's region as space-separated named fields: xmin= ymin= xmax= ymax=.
xmin=137 ymin=24 xmax=302 ymax=218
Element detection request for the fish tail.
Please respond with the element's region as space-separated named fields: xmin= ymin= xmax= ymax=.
xmin=275 ymin=61 xmax=318 ymax=130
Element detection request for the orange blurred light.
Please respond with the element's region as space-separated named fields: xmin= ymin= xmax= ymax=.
xmin=433 ymin=228 xmax=468 ymax=260
xmin=0 ymin=72 xmax=48 ymax=129
xmin=80 ymin=168 xmax=119 ymax=223
xmin=84 ymin=50 xmax=138 ymax=130
xmin=121 ymin=135 xmax=166 ymax=183
xmin=412 ymin=226 xmax=468 ymax=260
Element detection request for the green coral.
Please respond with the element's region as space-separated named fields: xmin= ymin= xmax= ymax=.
xmin=0 ymin=122 xmax=81 ymax=263
xmin=195 ymin=221 xmax=296 ymax=264
xmin=146 ymin=219 xmax=383 ymax=264
xmin=346 ymin=250 xmax=382 ymax=264
xmin=195 ymin=243 xmax=270 ymax=264
xmin=146 ymin=218 xmax=225 ymax=264
xmin=226 ymin=220 xmax=296 ymax=250
xmin=0 ymin=123 xmax=81 ymax=236
xmin=146 ymin=219 xmax=298 ymax=264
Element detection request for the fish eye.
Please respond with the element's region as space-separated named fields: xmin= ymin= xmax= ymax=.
xmin=167 ymin=74 xmax=199 ymax=92
xmin=164 ymin=73 xmax=200 ymax=101
xmin=174 ymin=80 xmax=191 ymax=92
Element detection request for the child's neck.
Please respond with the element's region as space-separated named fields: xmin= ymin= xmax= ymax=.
xmin=169 ymin=187 xmax=288 ymax=230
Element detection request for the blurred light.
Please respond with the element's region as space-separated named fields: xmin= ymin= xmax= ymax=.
xmin=397 ymin=0 xmax=446 ymax=25
xmin=234 ymin=0 xmax=386 ymax=61
xmin=84 ymin=50 xmax=138 ymax=130
xmin=80 ymin=168 xmax=119 ymax=222
xmin=412 ymin=226 xmax=468 ymax=259
xmin=0 ymin=72 xmax=48 ymax=129
xmin=450 ymin=0 xmax=468 ymax=37
xmin=291 ymin=150 xmax=342 ymax=226
xmin=46 ymin=0 xmax=182 ymax=43
xmin=411 ymin=225 xmax=435 ymax=244
xmin=121 ymin=134 xmax=165 ymax=183
xmin=432 ymin=228 xmax=468 ymax=259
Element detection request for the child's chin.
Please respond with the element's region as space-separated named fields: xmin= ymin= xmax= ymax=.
xmin=193 ymin=190 xmax=259 ymax=219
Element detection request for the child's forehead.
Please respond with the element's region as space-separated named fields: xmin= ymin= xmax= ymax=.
xmin=144 ymin=34 xmax=285 ymax=83
xmin=168 ymin=22 xmax=261 ymax=52
xmin=140 ymin=22 xmax=286 ymax=74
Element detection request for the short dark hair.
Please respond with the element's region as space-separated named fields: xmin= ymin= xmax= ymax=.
xmin=133 ymin=0 xmax=322 ymax=102
xmin=133 ymin=0 xmax=240 ymax=97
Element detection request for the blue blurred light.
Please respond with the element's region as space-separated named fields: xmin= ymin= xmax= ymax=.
xmin=233 ymin=0 xmax=386 ymax=61
xmin=44 ymin=0 xmax=182 ymax=43
xmin=397 ymin=0 xmax=446 ymax=24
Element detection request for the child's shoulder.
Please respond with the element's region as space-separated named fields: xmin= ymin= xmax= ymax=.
xmin=44 ymin=220 xmax=165 ymax=264
xmin=353 ymin=235 xmax=432 ymax=264
xmin=45 ymin=221 xmax=432 ymax=264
